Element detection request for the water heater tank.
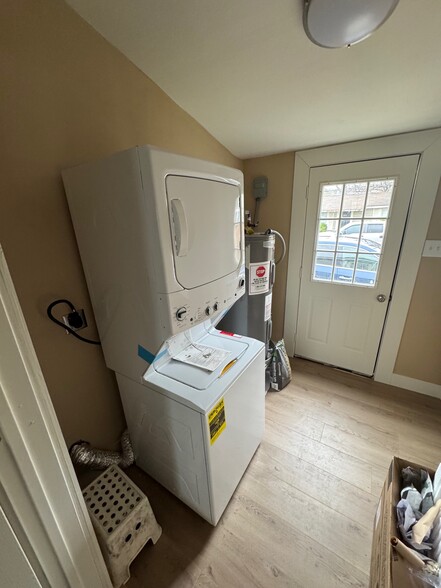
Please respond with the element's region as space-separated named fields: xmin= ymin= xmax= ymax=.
xmin=218 ymin=232 xmax=275 ymax=354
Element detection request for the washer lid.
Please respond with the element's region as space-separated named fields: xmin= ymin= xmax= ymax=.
xmin=144 ymin=332 xmax=264 ymax=413
xmin=154 ymin=333 xmax=249 ymax=390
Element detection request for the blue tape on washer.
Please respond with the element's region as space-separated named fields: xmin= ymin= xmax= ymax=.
xmin=138 ymin=345 xmax=155 ymax=364
xmin=138 ymin=345 xmax=167 ymax=365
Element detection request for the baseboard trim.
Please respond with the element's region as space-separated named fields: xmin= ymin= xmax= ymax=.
xmin=388 ymin=373 xmax=441 ymax=400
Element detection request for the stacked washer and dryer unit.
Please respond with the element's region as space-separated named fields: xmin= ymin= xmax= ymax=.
xmin=63 ymin=146 xmax=265 ymax=526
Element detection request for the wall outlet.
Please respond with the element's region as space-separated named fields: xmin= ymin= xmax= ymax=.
xmin=422 ymin=240 xmax=441 ymax=258
xmin=62 ymin=309 xmax=87 ymax=332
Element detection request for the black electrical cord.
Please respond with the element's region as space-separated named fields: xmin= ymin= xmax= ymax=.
xmin=46 ymin=299 xmax=101 ymax=345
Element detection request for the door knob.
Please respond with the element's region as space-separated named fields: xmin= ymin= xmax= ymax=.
xmin=376 ymin=294 xmax=387 ymax=303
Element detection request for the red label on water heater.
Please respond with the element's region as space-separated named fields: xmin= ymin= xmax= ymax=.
xmin=256 ymin=266 xmax=266 ymax=277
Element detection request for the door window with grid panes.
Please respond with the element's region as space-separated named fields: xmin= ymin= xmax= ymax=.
xmin=312 ymin=179 xmax=395 ymax=287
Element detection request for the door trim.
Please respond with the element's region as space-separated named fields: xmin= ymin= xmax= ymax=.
xmin=284 ymin=128 xmax=441 ymax=393
xmin=0 ymin=245 xmax=112 ymax=587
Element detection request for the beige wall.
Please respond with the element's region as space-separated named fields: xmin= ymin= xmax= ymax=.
xmin=394 ymin=180 xmax=441 ymax=385
xmin=0 ymin=0 xmax=241 ymax=448
xmin=243 ymin=153 xmax=295 ymax=341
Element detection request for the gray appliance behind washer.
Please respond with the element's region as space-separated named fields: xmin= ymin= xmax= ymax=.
xmin=218 ymin=232 xmax=275 ymax=355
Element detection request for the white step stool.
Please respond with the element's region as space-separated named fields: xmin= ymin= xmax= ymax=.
xmin=82 ymin=465 xmax=162 ymax=587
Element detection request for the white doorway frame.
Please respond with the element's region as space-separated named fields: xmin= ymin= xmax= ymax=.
xmin=0 ymin=245 xmax=111 ymax=588
xmin=284 ymin=128 xmax=441 ymax=396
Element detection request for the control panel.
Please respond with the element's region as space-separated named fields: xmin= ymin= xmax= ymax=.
xmin=173 ymin=299 xmax=221 ymax=327
xmin=163 ymin=270 xmax=246 ymax=335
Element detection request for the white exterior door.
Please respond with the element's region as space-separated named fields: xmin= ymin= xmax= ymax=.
xmin=296 ymin=155 xmax=419 ymax=375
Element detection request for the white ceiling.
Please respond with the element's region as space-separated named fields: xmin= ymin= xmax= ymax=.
xmin=66 ymin=0 xmax=441 ymax=159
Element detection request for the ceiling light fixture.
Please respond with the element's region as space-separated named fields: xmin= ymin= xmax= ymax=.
xmin=303 ymin=0 xmax=399 ymax=48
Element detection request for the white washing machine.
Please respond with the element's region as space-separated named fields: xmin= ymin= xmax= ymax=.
xmin=62 ymin=146 xmax=265 ymax=525
xmin=119 ymin=327 xmax=264 ymax=525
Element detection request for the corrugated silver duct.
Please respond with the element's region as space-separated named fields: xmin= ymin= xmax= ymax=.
xmin=70 ymin=429 xmax=134 ymax=469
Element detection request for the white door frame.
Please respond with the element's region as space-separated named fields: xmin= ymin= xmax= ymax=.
xmin=0 ymin=245 xmax=112 ymax=588
xmin=284 ymin=128 xmax=441 ymax=395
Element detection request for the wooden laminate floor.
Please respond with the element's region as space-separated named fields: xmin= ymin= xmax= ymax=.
xmin=124 ymin=358 xmax=441 ymax=588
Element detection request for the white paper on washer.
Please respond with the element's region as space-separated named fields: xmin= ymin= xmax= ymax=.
xmin=166 ymin=331 xmax=190 ymax=357
xmin=173 ymin=345 xmax=231 ymax=372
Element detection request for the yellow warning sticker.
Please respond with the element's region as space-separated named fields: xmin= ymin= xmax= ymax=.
xmin=208 ymin=398 xmax=226 ymax=445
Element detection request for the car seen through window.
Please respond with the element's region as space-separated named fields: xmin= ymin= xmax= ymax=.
xmin=313 ymin=236 xmax=381 ymax=286
xmin=339 ymin=220 xmax=386 ymax=244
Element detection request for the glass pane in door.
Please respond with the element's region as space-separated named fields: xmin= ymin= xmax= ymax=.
xmin=312 ymin=177 xmax=396 ymax=287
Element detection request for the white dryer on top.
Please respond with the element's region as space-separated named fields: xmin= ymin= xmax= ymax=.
xmin=63 ymin=146 xmax=246 ymax=381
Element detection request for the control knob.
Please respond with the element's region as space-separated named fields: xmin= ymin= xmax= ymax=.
xmin=239 ymin=278 xmax=245 ymax=288
xmin=176 ymin=307 xmax=187 ymax=321
xmin=205 ymin=306 xmax=213 ymax=316
xmin=213 ymin=302 xmax=219 ymax=311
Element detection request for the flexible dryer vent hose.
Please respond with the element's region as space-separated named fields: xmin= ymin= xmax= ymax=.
xmin=70 ymin=429 xmax=134 ymax=470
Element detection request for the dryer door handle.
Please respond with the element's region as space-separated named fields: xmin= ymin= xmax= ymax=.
xmin=171 ymin=199 xmax=189 ymax=257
